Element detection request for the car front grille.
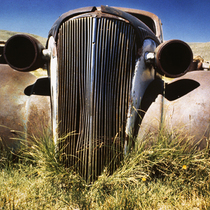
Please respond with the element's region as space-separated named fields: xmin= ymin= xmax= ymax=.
xmin=57 ymin=16 xmax=137 ymax=181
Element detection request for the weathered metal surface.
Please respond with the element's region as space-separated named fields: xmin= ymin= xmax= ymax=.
xmin=27 ymin=94 xmax=51 ymax=139
xmin=155 ymin=40 xmax=193 ymax=78
xmin=49 ymin=6 xmax=97 ymax=40
xmin=0 ymin=64 xmax=35 ymax=149
xmin=125 ymin=39 xmax=156 ymax=137
xmin=138 ymin=71 xmax=210 ymax=149
xmin=47 ymin=36 xmax=58 ymax=145
xmin=56 ymin=15 xmax=139 ymax=181
xmin=4 ymin=34 xmax=45 ymax=71
xmin=49 ymin=6 xmax=160 ymax=47
xmin=112 ymin=7 xmax=163 ymax=42
xmin=0 ymin=41 xmax=6 ymax=64
xmin=1 ymin=5 xmax=210 ymax=182
xmin=48 ymin=6 xmax=197 ymax=181
xmin=100 ymin=6 xmax=160 ymax=46
xmin=0 ymin=64 xmax=51 ymax=150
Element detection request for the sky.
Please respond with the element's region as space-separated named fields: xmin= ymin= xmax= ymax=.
xmin=0 ymin=0 xmax=210 ymax=43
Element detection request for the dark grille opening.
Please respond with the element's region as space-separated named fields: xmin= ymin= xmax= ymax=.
xmin=57 ymin=16 xmax=137 ymax=181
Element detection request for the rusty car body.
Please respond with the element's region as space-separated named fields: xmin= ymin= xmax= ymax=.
xmin=0 ymin=6 xmax=210 ymax=181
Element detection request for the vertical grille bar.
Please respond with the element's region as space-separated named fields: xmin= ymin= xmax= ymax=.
xmin=57 ymin=16 xmax=136 ymax=181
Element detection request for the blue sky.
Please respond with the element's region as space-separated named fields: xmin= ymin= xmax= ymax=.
xmin=0 ymin=0 xmax=210 ymax=42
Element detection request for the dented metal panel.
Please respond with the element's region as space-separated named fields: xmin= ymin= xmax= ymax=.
xmin=138 ymin=71 xmax=210 ymax=149
xmin=0 ymin=64 xmax=51 ymax=149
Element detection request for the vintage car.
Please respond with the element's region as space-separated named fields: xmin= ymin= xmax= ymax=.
xmin=0 ymin=6 xmax=210 ymax=181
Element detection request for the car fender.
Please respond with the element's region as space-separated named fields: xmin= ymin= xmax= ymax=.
xmin=0 ymin=64 xmax=51 ymax=150
xmin=138 ymin=71 xmax=210 ymax=149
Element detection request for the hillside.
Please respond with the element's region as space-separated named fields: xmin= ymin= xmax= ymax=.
xmin=188 ymin=42 xmax=210 ymax=61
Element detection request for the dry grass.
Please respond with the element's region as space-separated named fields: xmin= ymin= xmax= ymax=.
xmin=1 ymin=131 xmax=210 ymax=209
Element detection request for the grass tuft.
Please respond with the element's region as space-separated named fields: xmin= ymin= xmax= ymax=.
xmin=1 ymin=130 xmax=210 ymax=209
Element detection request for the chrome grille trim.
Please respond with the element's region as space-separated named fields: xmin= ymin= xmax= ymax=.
xmin=57 ymin=16 xmax=136 ymax=181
